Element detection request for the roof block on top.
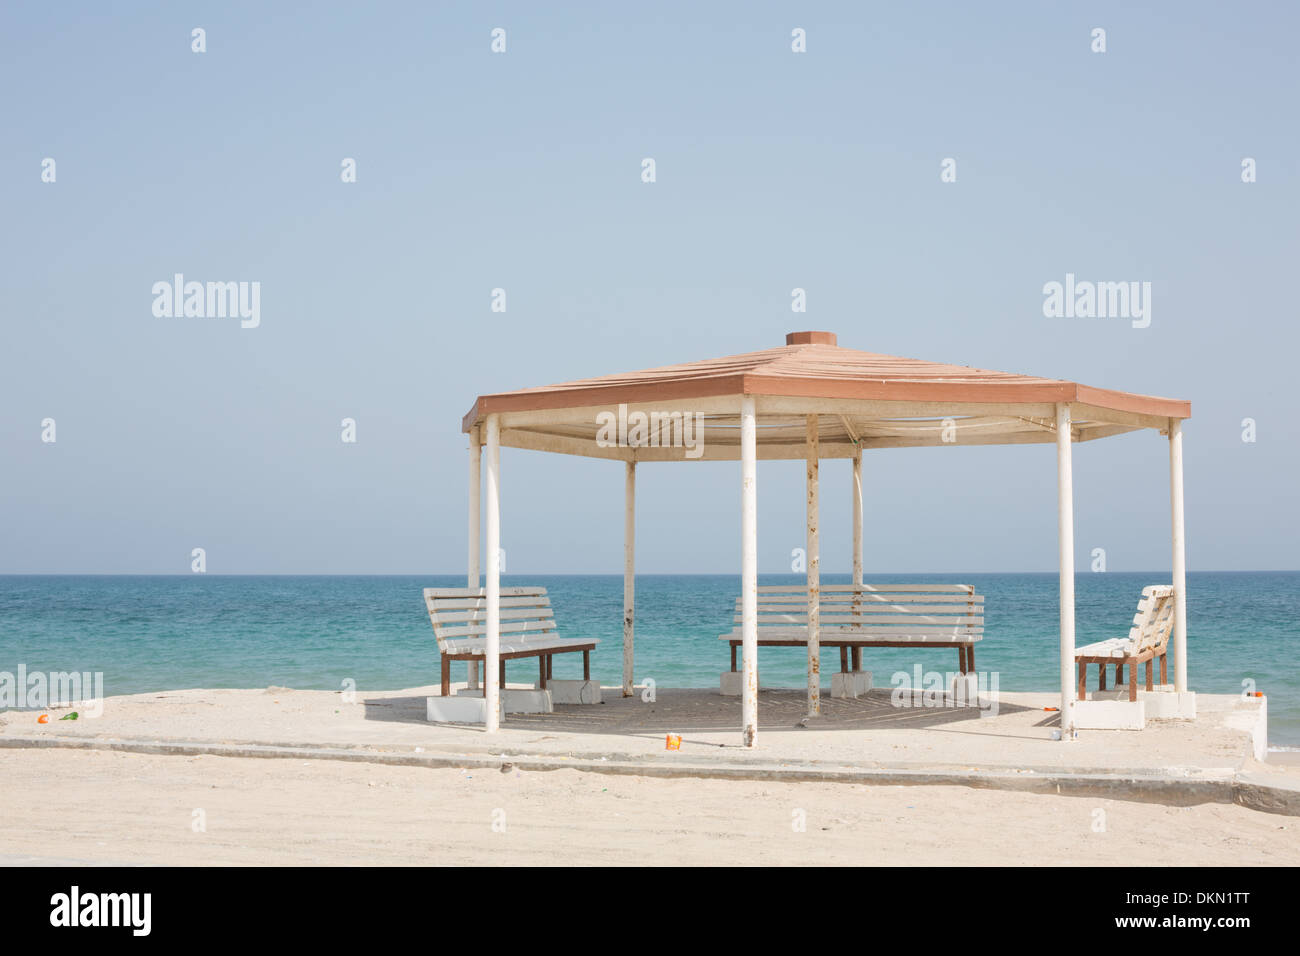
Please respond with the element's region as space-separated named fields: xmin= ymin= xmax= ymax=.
xmin=785 ymin=331 xmax=838 ymax=346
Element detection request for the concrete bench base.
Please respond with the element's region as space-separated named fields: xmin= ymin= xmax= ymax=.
xmin=542 ymin=679 xmax=602 ymax=704
xmin=1075 ymin=698 xmax=1146 ymax=730
xmin=949 ymin=672 xmax=990 ymax=707
xmin=1222 ymin=695 xmax=1267 ymax=760
xmin=426 ymin=694 xmax=501 ymax=724
xmin=719 ymin=671 xmax=759 ymax=696
xmin=831 ymin=671 xmax=873 ymax=698
xmin=1140 ymin=689 xmax=1196 ymax=721
xmin=449 ymin=687 xmax=554 ymax=715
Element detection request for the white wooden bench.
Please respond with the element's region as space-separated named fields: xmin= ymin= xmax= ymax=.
xmin=1075 ymin=585 xmax=1175 ymax=702
xmin=424 ymin=587 xmax=598 ymax=698
xmin=721 ymin=584 xmax=984 ymax=676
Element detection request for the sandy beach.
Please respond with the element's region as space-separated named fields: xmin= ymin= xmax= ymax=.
xmin=2 ymin=685 xmax=1297 ymax=865
xmin=2 ymin=748 xmax=1298 ymax=866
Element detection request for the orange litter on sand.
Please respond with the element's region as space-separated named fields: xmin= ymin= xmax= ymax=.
xmin=665 ymin=733 xmax=682 ymax=751
xmin=1043 ymin=706 xmax=1059 ymax=712
xmin=37 ymin=714 xmax=49 ymax=724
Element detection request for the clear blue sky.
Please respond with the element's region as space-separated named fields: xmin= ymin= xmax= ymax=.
xmin=2 ymin=1 xmax=1296 ymax=573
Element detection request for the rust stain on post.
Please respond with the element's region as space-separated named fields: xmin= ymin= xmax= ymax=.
xmin=623 ymin=460 xmax=636 ymax=697
xmin=806 ymin=414 xmax=821 ymax=717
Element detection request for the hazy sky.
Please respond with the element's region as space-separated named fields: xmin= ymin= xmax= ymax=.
xmin=3 ymin=1 xmax=1297 ymax=574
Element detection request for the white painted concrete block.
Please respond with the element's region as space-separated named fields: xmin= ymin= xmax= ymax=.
xmin=1223 ymin=696 xmax=1268 ymax=760
xmin=501 ymin=688 xmax=552 ymax=714
xmin=720 ymin=671 xmax=757 ymax=696
xmin=1250 ymin=696 xmax=1267 ymax=761
xmin=949 ymin=673 xmax=981 ymax=707
xmin=1140 ymin=690 xmax=1197 ymax=721
xmin=1075 ymin=698 xmax=1146 ymax=730
xmin=427 ymin=694 xmax=500 ymax=724
xmin=544 ymin=679 xmax=602 ymax=705
xmin=450 ymin=687 xmax=553 ymax=714
xmin=831 ymin=671 xmax=873 ymax=698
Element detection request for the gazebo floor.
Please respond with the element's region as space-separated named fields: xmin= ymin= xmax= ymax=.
xmin=508 ymin=686 xmax=1013 ymax=735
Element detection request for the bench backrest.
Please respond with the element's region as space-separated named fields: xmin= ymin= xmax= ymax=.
xmin=1129 ymin=585 xmax=1175 ymax=655
xmin=732 ymin=584 xmax=983 ymax=639
xmin=423 ymin=587 xmax=555 ymax=653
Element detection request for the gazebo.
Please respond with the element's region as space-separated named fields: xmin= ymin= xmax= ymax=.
xmin=458 ymin=331 xmax=1192 ymax=747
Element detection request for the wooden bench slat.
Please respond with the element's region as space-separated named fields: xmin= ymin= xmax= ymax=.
xmin=752 ymin=608 xmax=983 ymax=615
xmin=423 ymin=586 xmax=547 ymax=598
xmin=741 ymin=614 xmax=984 ymax=625
xmin=755 ymin=584 xmax=974 ymax=593
xmin=442 ymin=636 xmax=596 ymax=653
xmin=739 ymin=595 xmax=983 ymax=606
xmin=428 ymin=596 xmax=552 ymax=610
xmin=438 ymin=619 xmax=559 ymax=638
xmin=433 ymin=607 xmax=555 ymax=624
xmin=723 ymin=632 xmax=983 ymax=644
xmin=726 ymin=625 xmax=982 ymax=635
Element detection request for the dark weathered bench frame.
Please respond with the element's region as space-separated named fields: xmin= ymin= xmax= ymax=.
xmin=727 ymin=637 xmax=977 ymax=676
xmin=438 ymin=645 xmax=594 ymax=698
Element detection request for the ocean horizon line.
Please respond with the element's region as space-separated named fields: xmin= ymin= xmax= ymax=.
xmin=1 ymin=570 xmax=1296 ymax=578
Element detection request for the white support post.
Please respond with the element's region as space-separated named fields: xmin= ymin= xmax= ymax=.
xmin=1169 ymin=419 xmax=1188 ymax=692
xmin=623 ymin=460 xmax=636 ymax=697
xmin=852 ymin=446 xmax=863 ymax=587
xmin=484 ymin=414 xmax=502 ymax=732
xmin=806 ymin=415 xmax=820 ymax=717
xmin=850 ymin=446 xmax=864 ymax=669
xmin=1056 ymin=402 xmax=1076 ymax=738
xmin=467 ymin=425 xmax=481 ymax=690
xmin=740 ymin=395 xmax=758 ymax=747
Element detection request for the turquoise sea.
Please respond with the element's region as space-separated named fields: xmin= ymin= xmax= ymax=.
xmin=1 ymin=572 xmax=1296 ymax=747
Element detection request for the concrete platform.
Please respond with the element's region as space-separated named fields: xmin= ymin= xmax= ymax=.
xmin=0 ymin=684 xmax=1290 ymax=814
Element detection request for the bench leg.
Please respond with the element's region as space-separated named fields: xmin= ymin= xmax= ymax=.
xmin=1145 ymin=659 xmax=1154 ymax=692
xmin=851 ymin=647 xmax=862 ymax=671
xmin=840 ymin=646 xmax=849 ymax=673
xmin=1160 ymin=654 xmax=1167 ymax=685
xmin=583 ymin=650 xmax=590 ymax=681
xmin=538 ymin=656 xmax=547 ymax=690
xmin=731 ymin=644 xmax=737 ymax=672
xmin=1129 ymin=660 xmax=1138 ymax=702
xmin=1077 ymin=662 xmax=1087 ymax=700
xmin=441 ymin=657 xmax=450 ymax=698
xmin=499 ymin=660 xmax=506 ymax=691
xmin=1115 ymin=662 xmax=1124 ymax=684
xmin=1098 ymin=663 xmax=1107 ymax=692
xmin=967 ymin=645 xmax=974 ymax=673
xmin=547 ymin=654 xmax=554 ymax=679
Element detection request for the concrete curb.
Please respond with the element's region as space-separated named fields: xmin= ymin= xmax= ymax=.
xmin=3 ymin=734 xmax=1297 ymax=816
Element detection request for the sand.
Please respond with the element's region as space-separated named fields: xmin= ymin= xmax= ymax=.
xmin=1 ymin=748 xmax=1297 ymax=866
xmin=1 ymin=684 xmax=1295 ymax=865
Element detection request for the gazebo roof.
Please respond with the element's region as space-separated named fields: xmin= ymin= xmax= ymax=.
xmin=462 ymin=331 xmax=1191 ymax=461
